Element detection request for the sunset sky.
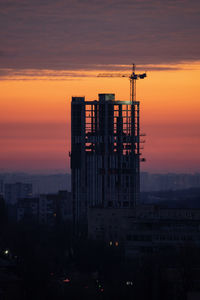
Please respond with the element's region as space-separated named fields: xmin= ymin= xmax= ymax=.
xmin=0 ymin=0 xmax=200 ymax=173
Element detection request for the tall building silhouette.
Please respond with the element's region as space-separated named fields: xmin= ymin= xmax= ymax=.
xmin=71 ymin=93 xmax=141 ymax=231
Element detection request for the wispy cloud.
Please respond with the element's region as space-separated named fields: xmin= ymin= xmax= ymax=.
xmin=0 ymin=62 xmax=199 ymax=81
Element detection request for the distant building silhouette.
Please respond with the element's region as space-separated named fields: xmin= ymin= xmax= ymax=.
xmin=4 ymin=182 xmax=32 ymax=205
xmin=140 ymin=172 xmax=200 ymax=191
xmin=17 ymin=191 xmax=72 ymax=226
xmin=4 ymin=182 xmax=32 ymax=220
xmin=0 ymin=179 xmax=3 ymax=195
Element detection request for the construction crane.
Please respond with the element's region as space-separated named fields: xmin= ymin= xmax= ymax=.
xmin=98 ymin=63 xmax=147 ymax=163
xmin=97 ymin=63 xmax=147 ymax=102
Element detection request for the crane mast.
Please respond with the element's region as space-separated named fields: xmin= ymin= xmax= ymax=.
xmin=129 ymin=63 xmax=146 ymax=102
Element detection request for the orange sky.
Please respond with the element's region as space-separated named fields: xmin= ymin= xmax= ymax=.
xmin=0 ymin=62 xmax=200 ymax=173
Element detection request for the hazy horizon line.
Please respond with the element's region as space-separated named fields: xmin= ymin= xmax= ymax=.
xmin=0 ymin=170 xmax=199 ymax=175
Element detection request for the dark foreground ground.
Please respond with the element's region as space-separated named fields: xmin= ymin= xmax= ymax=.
xmin=1 ymin=220 xmax=200 ymax=300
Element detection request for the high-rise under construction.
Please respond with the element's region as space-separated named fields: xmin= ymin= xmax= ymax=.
xmin=71 ymin=65 xmax=146 ymax=230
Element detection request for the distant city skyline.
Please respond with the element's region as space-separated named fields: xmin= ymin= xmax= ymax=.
xmin=1 ymin=172 xmax=200 ymax=195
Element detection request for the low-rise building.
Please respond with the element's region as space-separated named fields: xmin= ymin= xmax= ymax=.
xmin=88 ymin=205 xmax=200 ymax=256
xmin=17 ymin=197 xmax=39 ymax=223
xmin=16 ymin=191 xmax=72 ymax=226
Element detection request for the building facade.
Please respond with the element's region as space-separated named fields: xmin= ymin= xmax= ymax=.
xmin=88 ymin=205 xmax=200 ymax=256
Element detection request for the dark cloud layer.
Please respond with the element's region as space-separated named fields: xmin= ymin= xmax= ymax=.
xmin=0 ymin=0 xmax=200 ymax=70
